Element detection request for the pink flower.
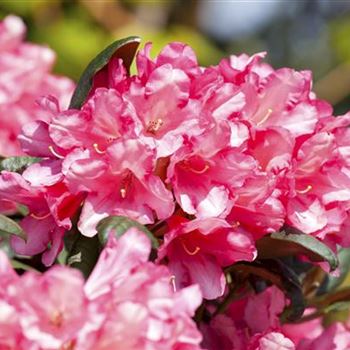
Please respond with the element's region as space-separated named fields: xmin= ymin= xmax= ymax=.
xmin=158 ymin=216 xmax=256 ymax=299
xmin=282 ymin=311 xmax=323 ymax=346
xmin=49 ymin=88 xmax=136 ymax=153
xmin=14 ymin=267 xmax=89 ymax=349
xmin=86 ymin=228 xmax=203 ymax=350
xmin=297 ymin=323 xmax=350 ymax=350
xmin=125 ymin=42 xmax=207 ymax=157
xmin=167 ymin=121 xmax=257 ymax=219
xmin=202 ymin=286 xmax=294 ymax=350
xmin=0 ymin=15 xmax=75 ymax=156
xmin=0 ymin=169 xmax=82 ymax=265
xmin=64 ymin=139 xmax=174 ymax=236
xmin=0 ymin=229 xmax=204 ymax=349
xmin=244 ymin=285 xmax=286 ymax=334
xmin=248 ymin=332 xmax=296 ymax=350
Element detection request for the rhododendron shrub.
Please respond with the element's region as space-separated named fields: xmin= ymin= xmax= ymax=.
xmin=2 ymin=15 xmax=350 ymax=348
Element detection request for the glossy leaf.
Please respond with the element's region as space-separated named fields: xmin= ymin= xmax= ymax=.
xmin=0 ymin=214 xmax=26 ymax=240
xmin=97 ymin=215 xmax=158 ymax=248
xmin=320 ymin=248 xmax=350 ymax=293
xmin=69 ymin=36 xmax=140 ymax=109
xmin=256 ymin=227 xmax=338 ymax=271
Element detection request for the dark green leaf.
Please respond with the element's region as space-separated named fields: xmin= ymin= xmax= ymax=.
xmin=97 ymin=215 xmax=158 ymax=248
xmin=0 ymin=214 xmax=26 ymax=240
xmin=277 ymin=260 xmax=305 ymax=323
xmin=256 ymin=227 xmax=338 ymax=271
xmin=69 ymin=36 xmax=140 ymax=109
xmin=66 ymin=232 xmax=101 ymax=279
xmin=319 ymin=248 xmax=350 ymax=293
xmin=0 ymin=156 xmax=41 ymax=173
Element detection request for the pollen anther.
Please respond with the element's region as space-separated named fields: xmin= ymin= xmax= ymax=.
xmin=48 ymin=145 xmax=64 ymax=159
xmin=120 ymin=188 xmax=127 ymax=198
xmin=170 ymin=275 xmax=177 ymax=292
xmin=296 ymin=185 xmax=312 ymax=194
xmin=189 ymin=164 xmax=210 ymax=174
xmin=147 ymin=118 xmax=164 ymax=134
xmin=257 ymin=108 xmax=273 ymax=126
xmin=30 ymin=212 xmax=51 ymax=220
xmin=93 ymin=143 xmax=105 ymax=154
xmin=182 ymin=242 xmax=201 ymax=256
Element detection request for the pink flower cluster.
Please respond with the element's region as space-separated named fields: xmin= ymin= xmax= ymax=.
xmin=0 ymin=228 xmax=203 ymax=349
xmin=203 ymin=286 xmax=350 ymax=350
xmin=3 ymin=40 xmax=350 ymax=299
xmin=1 ymin=19 xmax=350 ymax=348
xmin=0 ymin=15 xmax=75 ymax=157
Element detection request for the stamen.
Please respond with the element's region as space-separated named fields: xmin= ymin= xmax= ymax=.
xmin=188 ymin=164 xmax=210 ymax=174
xmin=48 ymin=145 xmax=64 ymax=159
xmin=119 ymin=172 xmax=132 ymax=199
xmin=182 ymin=242 xmax=201 ymax=256
xmin=147 ymin=118 xmax=164 ymax=134
xmin=30 ymin=212 xmax=51 ymax=220
xmin=296 ymin=185 xmax=312 ymax=194
xmin=170 ymin=275 xmax=177 ymax=292
xmin=93 ymin=143 xmax=105 ymax=154
xmin=107 ymin=137 xmax=117 ymax=143
xmin=50 ymin=310 xmax=63 ymax=328
xmin=60 ymin=340 xmax=76 ymax=350
xmin=257 ymin=108 xmax=273 ymax=126
xmin=120 ymin=188 xmax=127 ymax=199
xmin=233 ymin=221 xmax=240 ymax=228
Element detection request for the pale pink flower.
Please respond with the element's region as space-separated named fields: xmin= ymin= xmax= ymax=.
xmin=0 ymin=15 xmax=75 ymax=156
xmin=248 ymin=332 xmax=296 ymax=350
xmin=85 ymin=228 xmax=203 ymax=350
xmin=13 ymin=267 xmax=88 ymax=349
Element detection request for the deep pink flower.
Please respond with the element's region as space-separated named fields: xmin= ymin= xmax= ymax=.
xmin=49 ymin=88 xmax=136 ymax=153
xmin=0 ymin=169 xmax=82 ymax=265
xmin=64 ymin=139 xmax=174 ymax=236
xmin=158 ymin=216 xmax=256 ymax=299
xmin=167 ymin=121 xmax=257 ymax=219
xmin=297 ymin=323 xmax=350 ymax=350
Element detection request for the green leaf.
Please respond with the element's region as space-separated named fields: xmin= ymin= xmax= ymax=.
xmin=277 ymin=260 xmax=306 ymax=323
xmin=11 ymin=259 xmax=37 ymax=272
xmin=256 ymin=227 xmax=338 ymax=271
xmin=97 ymin=215 xmax=158 ymax=248
xmin=69 ymin=36 xmax=140 ymax=109
xmin=0 ymin=156 xmax=41 ymax=173
xmin=65 ymin=232 xmax=101 ymax=279
xmin=320 ymin=248 xmax=350 ymax=293
xmin=0 ymin=214 xmax=26 ymax=240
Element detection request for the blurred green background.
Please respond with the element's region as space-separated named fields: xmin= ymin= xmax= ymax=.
xmin=1 ymin=0 xmax=350 ymax=114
